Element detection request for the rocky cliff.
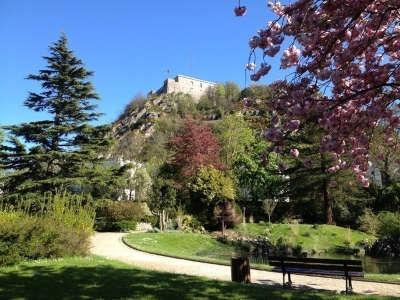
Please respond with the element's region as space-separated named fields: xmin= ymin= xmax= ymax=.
xmin=112 ymin=93 xmax=178 ymax=140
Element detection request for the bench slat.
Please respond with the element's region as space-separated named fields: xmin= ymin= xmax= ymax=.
xmin=268 ymin=256 xmax=362 ymax=266
xmin=269 ymin=262 xmax=363 ymax=272
xmin=271 ymin=267 xmax=364 ymax=277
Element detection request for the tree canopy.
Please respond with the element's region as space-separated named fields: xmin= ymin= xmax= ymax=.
xmin=239 ymin=0 xmax=400 ymax=187
xmin=0 ymin=34 xmax=124 ymax=199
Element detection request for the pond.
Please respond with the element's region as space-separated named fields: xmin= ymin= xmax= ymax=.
xmin=320 ymin=254 xmax=400 ymax=274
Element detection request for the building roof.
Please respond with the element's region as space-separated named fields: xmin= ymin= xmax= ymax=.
xmin=174 ymin=74 xmax=217 ymax=85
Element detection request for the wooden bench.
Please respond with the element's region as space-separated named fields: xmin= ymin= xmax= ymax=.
xmin=268 ymin=256 xmax=364 ymax=293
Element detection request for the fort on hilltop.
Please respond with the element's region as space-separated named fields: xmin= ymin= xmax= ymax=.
xmin=156 ymin=75 xmax=216 ymax=102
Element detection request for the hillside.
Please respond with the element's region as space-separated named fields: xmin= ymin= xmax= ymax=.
xmin=112 ymin=94 xmax=177 ymax=140
xmin=110 ymin=80 xmax=243 ymax=161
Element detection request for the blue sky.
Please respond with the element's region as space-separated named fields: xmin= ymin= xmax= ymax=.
xmin=0 ymin=0 xmax=284 ymax=126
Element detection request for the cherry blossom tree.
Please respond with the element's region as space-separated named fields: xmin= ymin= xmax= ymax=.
xmin=240 ymin=0 xmax=400 ymax=187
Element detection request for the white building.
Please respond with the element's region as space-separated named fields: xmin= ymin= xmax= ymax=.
xmin=157 ymin=75 xmax=216 ymax=102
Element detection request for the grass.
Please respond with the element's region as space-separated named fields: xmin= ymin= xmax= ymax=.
xmin=234 ymin=223 xmax=375 ymax=255
xmin=0 ymin=256 xmax=395 ymax=300
xmin=365 ymin=273 xmax=400 ymax=284
xmin=125 ymin=230 xmax=400 ymax=284
xmin=124 ymin=231 xmax=235 ymax=265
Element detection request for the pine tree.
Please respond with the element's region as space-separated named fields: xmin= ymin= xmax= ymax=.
xmin=0 ymin=34 xmax=124 ymax=198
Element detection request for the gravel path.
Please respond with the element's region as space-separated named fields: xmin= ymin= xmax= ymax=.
xmin=90 ymin=232 xmax=400 ymax=297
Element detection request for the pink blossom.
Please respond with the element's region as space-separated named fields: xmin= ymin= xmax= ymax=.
xmin=290 ymin=148 xmax=299 ymax=158
xmin=258 ymin=63 xmax=271 ymax=76
xmin=234 ymin=6 xmax=247 ymax=16
xmin=246 ymin=62 xmax=256 ymax=71
xmin=327 ymin=165 xmax=340 ymax=173
xmin=265 ymin=127 xmax=282 ymax=142
xmin=264 ymin=45 xmax=280 ymax=57
xmin=358 ymin=174 xmax=370 ymax=188
xmin=286 ymin=119 xmax=300 ymax=131
xmin=268 ymin=1 xmax=285 ymax=16
xmin=249 ymin=36 xmax=259 ymax=49
xmin=239 ymin=0 xmax=400 ymax=186
xmin=281 ymin=45 xmax=301 ymax=68
xmin=250 ymin=73 xmax=261 ymax=81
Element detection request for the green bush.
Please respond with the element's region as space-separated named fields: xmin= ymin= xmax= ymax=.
xmin=0 ymin=192 xmax=95 ymax=266
xmin=114 ymin=220 xmax=137 ymax=232
xmin=0 ymin=213 xmax=90 ymax=266
xmin=95 ymin=200 xmax=147 ymax=232
xmin=377 ymin=212 xmax=400 ymax=241
xmin=357 ymin=208 xmax=380 ymax=235
xmin=367 ymin=212 xmax=400 ymax=257
xmin=176 ymin=214 xmax=204 ymax=233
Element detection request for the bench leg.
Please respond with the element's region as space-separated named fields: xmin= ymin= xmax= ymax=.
xmin=345 ymin=276 xmax=353 ymax=294
xmin=282 ymin=272 xmax=292 ymax=287
xmin=348 ymin=276 xmax=353 ymax=293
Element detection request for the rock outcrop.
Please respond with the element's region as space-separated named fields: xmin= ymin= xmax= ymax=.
xmin=112 ymin=94 xmax=176 ymax=140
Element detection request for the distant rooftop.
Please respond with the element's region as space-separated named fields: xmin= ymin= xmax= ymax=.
xmin=173 ymin=74 xmax=217 ymax=85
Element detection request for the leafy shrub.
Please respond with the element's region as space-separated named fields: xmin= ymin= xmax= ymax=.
xmin=367 ymin=212 xmax=400 ymax=257
xmin=377 ymin=211 xmax=400 ymax=240
xmin=114 ymin=220 xmax=137 ymax=232
xmin=95 ymin=200 xmax=148 ymax=232
xmin=0 ymin=192 xmax=95 ymax=266
xmin=142 ymin=215 xmax=158 ymax=227
xmin=0 ymin=213 xmax=90 ymax=266
xmin=272 ymin=236 xmax=303 ymax=257
xmin=357 ymin=208 xmax=380 ymax=235
xmin=176 ymin=214 xmax=205 ymax=233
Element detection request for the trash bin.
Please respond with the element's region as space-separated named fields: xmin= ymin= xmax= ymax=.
xmin=231 ymin=256 xmax=251 ymax=283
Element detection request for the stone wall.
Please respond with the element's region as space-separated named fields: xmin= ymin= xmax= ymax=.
xmin=158 ymin=75 xmax=216 ymax=102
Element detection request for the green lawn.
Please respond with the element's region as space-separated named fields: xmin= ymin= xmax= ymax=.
xmin=125 ymin=230 xmax=400 ymax=284
xmin=234 ymin=223 xmax=374 ymax=255
xmin=124 ymin=231 xmax=235 ymax=265
xmin=0 ymin=256 xmax=394 ymax=300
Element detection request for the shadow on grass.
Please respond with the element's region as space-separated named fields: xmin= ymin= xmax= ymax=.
xmin=0 ymin=261 xmax=347 ymax=300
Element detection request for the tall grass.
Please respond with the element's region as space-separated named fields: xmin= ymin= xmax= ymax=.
xmin=0 ymin=191 xmax=95 ymax=232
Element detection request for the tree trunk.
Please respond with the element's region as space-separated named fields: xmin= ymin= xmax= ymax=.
xmin=268 ymin=214 xmax=271 ymax=223
xmin=221 ymin=218 xmax=225 ymax=236
xmin=242 ymin=207 xmax=246 ymax=224
xmin=321 ymin=153 xmax=334 ymax=225
xmin=159 ymin=212 xmax=163 ymax=231
xmin=161 ymin=210 xmax=167 ymax=231
xmin=323 ymin=181 xmax=334 ymax=225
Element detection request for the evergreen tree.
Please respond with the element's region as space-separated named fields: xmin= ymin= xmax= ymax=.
xmin=0 ymin=34 xmax=124 ymax=198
